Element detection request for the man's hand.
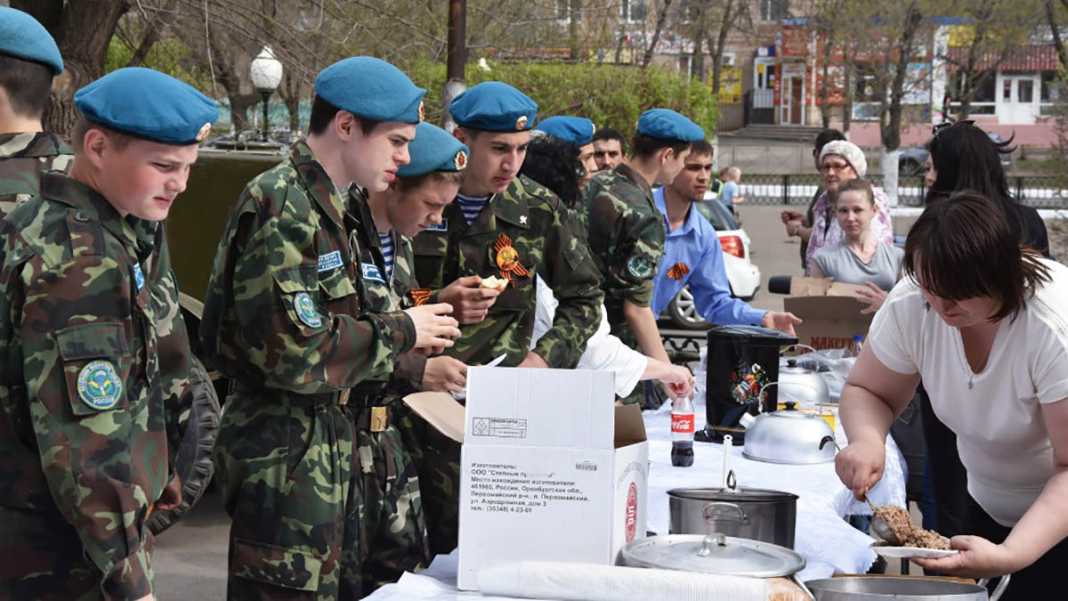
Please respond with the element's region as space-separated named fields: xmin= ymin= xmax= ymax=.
xmin=422 ymin=356 xmax=468 ymax=393
xmin=156 ymin=473 xmax=182 ymax=512
xmin=780 ymin=210 xmax=804 ymax=224
xmin=761 ymin=311 xmax=802 ymax=336
xmin=785 ymin=218 xmax=803 ymax=237
xmin=516 ymin=352 xmax=549 ymax=369
xmin=661 ymin=365 xmax=694 ymax=400
xmin=437 ymin=275 xmax=502 ymax=324
xmin=855 ymin=282 xmax=889 ymax=315
xmin=403 ymin=303 xmax=461 ymax=349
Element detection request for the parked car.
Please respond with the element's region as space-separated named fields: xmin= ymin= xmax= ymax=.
xmin=898 ymin=132 xmax=1012 ymax=176
xmin=661 ymin=194 xmax=761 ymax=330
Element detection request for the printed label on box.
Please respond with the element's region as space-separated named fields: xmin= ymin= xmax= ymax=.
xmin=471 ymin=417 xmax=528 ymax=439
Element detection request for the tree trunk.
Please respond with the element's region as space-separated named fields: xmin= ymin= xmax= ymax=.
xmin=13 ymin=0 xmax=131 ymax=137
xmin=1046 ymin=0 xmax=1063 ymax=68
xmin=642 ymin=0 xmax=674 ymax=68
xmin=818 ymin=34 xmax=835 ymax=128
xmin=708 ymin=0 xmax=738 ymax=94
xmin=842 ymin=59 xmax=853 ymax=132
xmin=568 ymin=0 xmax=582 ymax=61
xmin=881 ymin=4 xmax=922 ymax=152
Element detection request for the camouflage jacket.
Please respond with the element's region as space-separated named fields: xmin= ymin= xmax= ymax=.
xmin=582 ymin=163 xmax=665 ymax=324
xmin=199 ymin=140 xmax=416 ymax=398
xmin=0 ymin=172 xmax=193 ymax=599
xmin=0 ymin=132 xmax=74 ymax=218
xmin=348 ymin=191 xmax=426 ymax=396
xmin=412 ymin=175 xmax=602 ymax=368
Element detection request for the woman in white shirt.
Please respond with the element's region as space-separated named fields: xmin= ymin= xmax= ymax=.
xmin=835 ymin=191 xmax=1068 ymax=600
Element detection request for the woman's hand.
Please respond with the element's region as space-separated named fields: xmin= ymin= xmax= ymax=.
xmin=856 ymin=282 xmax=889 ymax=315
xmin=834 ymin=437 xmax=885 ymax=499
xmin=781 ymin=210 xmax=804 ymax=224
xmin=913 ymin=536 xmax=1026 ymax=578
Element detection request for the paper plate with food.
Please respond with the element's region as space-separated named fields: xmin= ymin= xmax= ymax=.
xmin=869 ymin=504 xmax=959 ymax=559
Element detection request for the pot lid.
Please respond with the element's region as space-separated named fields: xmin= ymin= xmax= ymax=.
xmin=621 ymin=534 xmax=805 ymax=578
xmin=668 ymin=486 xmax=798 ymax=503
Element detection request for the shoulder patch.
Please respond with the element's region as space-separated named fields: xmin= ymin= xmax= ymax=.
xmin=293 ymin=291 xmax=323 ymax=328
xmin=361 ymin=262 xmax=385 ymax=283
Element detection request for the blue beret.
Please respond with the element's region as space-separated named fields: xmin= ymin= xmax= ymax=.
xmin=315 ymin=57 xmax=426 ymax=124
xmin=536 ymin=116 xmax=596 ymax=146
xmin=449 ymin=81 xmax=538 ymax=132
xmin=74 ymin=68 xmax=219 ymax=145
xmin=0 ymin=7 xmax=63 ymax=74
xmin=398 ymin=122 xmax=470 ymax=177
xmin=637 ymin=108 xmax=704 ymax=143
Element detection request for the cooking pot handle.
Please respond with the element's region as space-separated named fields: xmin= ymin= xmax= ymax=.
xmin=819 ymin=435 xmax=841 ymax=453
xmin=978 ymin=574 xmax=1011 ymax=601
xmin=703 ymin=501 xmax=749 ymax=524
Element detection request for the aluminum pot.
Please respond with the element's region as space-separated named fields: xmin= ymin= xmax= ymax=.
xmin=742 ymin=410 xmax=837 ymax=464
xmin=668 ymin=486 xmax=798 ymax=549
xmin=778 ymin=359 xmax=831 ymax=406
xmin=805 ymin=576 xmax=1010 ymax=601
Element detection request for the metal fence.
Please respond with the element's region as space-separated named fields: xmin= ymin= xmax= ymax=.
xmin=738 ymin=174 xmax=1068 ymax=209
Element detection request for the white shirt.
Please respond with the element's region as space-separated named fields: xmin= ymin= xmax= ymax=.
xmin=868 ymin=259 xmax=1068 ymax=526
xmin=530 ymin=276 xmax=647 ymax=397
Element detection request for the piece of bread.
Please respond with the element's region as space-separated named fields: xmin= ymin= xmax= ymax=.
xmin=481 ymin=275 xmax=508 ymax=291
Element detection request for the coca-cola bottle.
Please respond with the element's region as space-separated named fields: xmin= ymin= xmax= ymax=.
xmin=671 ymin=395 xmax=695 ymax=467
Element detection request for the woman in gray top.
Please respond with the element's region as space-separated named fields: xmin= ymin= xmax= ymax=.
xmin=809 ymin=178 xmax=903 ymax=314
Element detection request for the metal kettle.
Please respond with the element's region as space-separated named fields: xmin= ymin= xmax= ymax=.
xmin=777 ymin=359 xmax=830 ymax=406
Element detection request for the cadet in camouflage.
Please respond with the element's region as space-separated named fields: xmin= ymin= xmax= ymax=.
xmin=199 ymin=57 xmax=459 ymax=600
xmin=0 ymin=67 xmax=216 ymax=600
xmin=0 ymin=7 xmax=72 ymax=217
xmin=411 ymin=82 xmax=603 ymax=553
xmin=356 ymin=121 xmax=471 ymax=588
xmin=582 ymin=108 xmax=704 ymax=406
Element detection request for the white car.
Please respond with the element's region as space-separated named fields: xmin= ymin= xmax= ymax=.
xmin=662 ymin=193 xmax=761 ymax=329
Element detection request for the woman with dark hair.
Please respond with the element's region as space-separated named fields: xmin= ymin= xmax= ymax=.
xmin=519 ymin=134 xmax=694 ymax=400
xmin=835 ymin=192 xmax=1068 ymax=600
xmin=925 ymin=121 xmax=1050 ymax=255
xmin=921 ymin=121 xmax=1052 ymax=542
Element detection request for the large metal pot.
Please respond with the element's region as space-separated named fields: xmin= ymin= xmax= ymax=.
xmin=805 ymin=576 xmax=1010 ymax=601
xmin=778 ymin=359 xmax=831 ymax=406
xmin=742 ymin=410 xmax=837 ymax=464
xmin=668 ymin=486 xmax=798 ymax=549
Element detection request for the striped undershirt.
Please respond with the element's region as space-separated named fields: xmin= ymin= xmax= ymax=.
xmin=456 ymin=193 xmax=491 ymax=225
xmin=378 ymin=232 xmax=395 ymax=280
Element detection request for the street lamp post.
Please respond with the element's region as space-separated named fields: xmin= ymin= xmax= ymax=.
xmin=249 ymin=46 xmax=283 ymax=142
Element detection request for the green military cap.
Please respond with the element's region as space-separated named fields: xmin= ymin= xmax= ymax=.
xmin=315 ymin=57 xmax=427 ymax=124
xmin=398 ymin=122 xmax=469 ymax=177
xmin=449 ymin=81 xmax=538 ymax=132
xmin=74 ymin=67 xmax=219 ymax=145
xmin=637 ymin=108 xmax=704 ymax=143
xmin=0 ymin=6 xmax=63 ymax=74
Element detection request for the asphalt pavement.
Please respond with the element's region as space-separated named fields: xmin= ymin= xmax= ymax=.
xmin=151 ymin=203 xmax=807 ymax=599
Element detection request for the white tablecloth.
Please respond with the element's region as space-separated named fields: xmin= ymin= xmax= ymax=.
xmin=365 ymin=403 xmax=908 ymax=600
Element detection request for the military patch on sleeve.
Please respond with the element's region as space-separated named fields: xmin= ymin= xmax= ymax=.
xmin=425 ymin=219 xmax=448 ymax=232
xmin=293 ymin=292 xmax=323 ymax=328
xmin=626 ymin=255 xmax=654 ymax=280
xmin=77 ymin=360 xmax=123 ymax=410
xmin=361 ymin=262 xmax=385 ymax=283
xmin=318 ymin=250 xmax=344 ymax=272
xmin=131 ymin=264 xmax=145 ymax=291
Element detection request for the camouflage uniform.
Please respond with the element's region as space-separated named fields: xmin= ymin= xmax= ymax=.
xmin=410 ymin=174 xmax=603 ymax=554
xmin=346 ymin=191 xmax=430 ymax=591
xmin=0 ymin=172 xmax=192 ymax=600
xmin=200 ymin=141 xmax=416 ymax=600
xmin=582 ymin=163 xmax=665 ymax=405
xmin=0 ymin=132 xmax=73 ymax=217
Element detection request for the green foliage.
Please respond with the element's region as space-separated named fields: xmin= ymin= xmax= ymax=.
xmin=407 ymin=60 xmax=718 ymax=137
xmin=105 ymin=37 xmax=214 ymax=92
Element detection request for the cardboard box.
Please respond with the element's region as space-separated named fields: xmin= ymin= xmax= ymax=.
xmin=406 ymin=367 xmax=649 ymax=591
xmin=783 ymin=277 xmax=873 ymax=351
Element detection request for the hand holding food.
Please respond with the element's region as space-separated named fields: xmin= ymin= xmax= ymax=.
xmin=480 ymin=275 xmax=509 ymax=292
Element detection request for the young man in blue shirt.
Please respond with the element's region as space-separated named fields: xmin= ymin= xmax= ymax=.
xmin=652 ymin=140 xmax=801 ymax=332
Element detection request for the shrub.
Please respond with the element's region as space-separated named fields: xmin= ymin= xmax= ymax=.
xmin=406 ymin=60 xmax=717 ymax=138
